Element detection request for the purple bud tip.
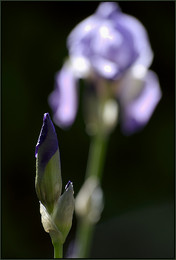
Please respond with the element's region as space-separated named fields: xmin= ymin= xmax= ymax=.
xmin=35 ymin=113 xmax=58 ymax=164
xmin=65 ymin=181 xmax=73 ymax=191
xmin=35 ymin=113 xmax=49 ymax=158
xmin=35 ymin=113 xmax=49 ymax=156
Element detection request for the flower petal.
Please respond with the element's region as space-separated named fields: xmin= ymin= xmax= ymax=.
xmin=48 ymin=62 xmax=78 ymax=128
xmin=119 ymin=70 xmax=162 ymax=135
xmin=67 ymin=15 xmax=98 ymax=57
xmin=90 ymin=55 xmax=119 ymax=79
xmin=95 ymin=2 xmax=121 ymax=19
xmin=116 ymin=13 xmax=153 ymax=68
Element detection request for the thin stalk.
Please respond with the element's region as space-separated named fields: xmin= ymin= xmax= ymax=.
xmin=75 ymin=131 xmax=108 ymax=257
xmin=86 ymin=132 xmax=108 ymax=181
xmin=52 ymin=240 xmax=63 ymax=258
xmin=75 ymin=218 xmax=95 ymax=258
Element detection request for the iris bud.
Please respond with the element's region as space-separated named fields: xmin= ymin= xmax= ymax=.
xmin=35 ymin=113 xmax=74 ymax=245
xmin=39 ymin=182 xmax=74 ymax=245
xmin=35 ymin=113 xmax=62 ymax=213
xmin=52 ymin=181 xmax=75 ymax=243
xmin=75 ymin=177 xmax=104 ymax=224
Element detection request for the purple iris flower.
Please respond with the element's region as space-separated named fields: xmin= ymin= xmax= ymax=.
xmin=48 ymin=2 xmax=161 ymax=135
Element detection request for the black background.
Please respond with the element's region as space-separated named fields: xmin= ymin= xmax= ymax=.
xmin=2 ymin=1 xmax=175 ymax=258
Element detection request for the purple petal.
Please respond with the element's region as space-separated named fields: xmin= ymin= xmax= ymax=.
xmin=67 ymin=2 xmax=152 ymax=80
xmin=48 ymin=63 xmax=78 ymax=128
xmin=116 ymin=13 xmax=153 ymax=69
xmin=89 ymin=20 xmax=138 ymax=79
xmin=95 ymin=2 xmax=121 ymax=18
xmin=90 ymin=56 xmax=119 ymax=79
xmin=119 ymin=70 xmax=162 ymax=135
xmin=35 ymin=113 xmax=59 ymax=168
xmin=65 ymin=180 xmax=73 ymax=191
xmin=67 ymin=15 xmax=100 ymax=62
xmin=95 ymin=2 xmax=153 ymax=70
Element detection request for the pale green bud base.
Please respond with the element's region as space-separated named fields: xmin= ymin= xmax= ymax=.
xmin=39 ymin=181 xmax=74 ymax=259
xmin=40 ymin=202 xmax=64 ymax=258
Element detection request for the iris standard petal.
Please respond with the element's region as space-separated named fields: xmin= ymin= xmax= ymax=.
xmin=67 ymin=15 xmax=98 ymax=57
xmin=95 ymin=2 xmax=121 ymax=19
xmin=67 ymin=2 xmax=149 ymax=80
xmin=116 ymin=13 xmax=153 ymax=69
xmin=90 ymin=20 xmax=138 ymax=79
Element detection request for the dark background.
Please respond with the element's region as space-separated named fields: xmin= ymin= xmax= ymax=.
xmin=2 ymin=1 xmax=175 ymax=258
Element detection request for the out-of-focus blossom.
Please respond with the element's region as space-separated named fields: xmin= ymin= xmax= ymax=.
xmin=67 ymin=2 xmax=153 ymax=80
xmin=48 ymin=2 xmax=161 ymax=135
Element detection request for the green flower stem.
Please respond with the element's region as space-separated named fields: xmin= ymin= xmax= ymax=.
xmin=75 ymin=131 xmax=109 ymax=258
xmin=86 ymin=132 xmax=109 ymax=181
xmin=52 ymin=240 xmax=63 ymax=258
xmin=75 ymin=218 xmax=95 ymax=258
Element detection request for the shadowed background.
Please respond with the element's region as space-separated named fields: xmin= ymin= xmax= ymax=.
xmin=2 ymin=1 xmax=174 ymax=258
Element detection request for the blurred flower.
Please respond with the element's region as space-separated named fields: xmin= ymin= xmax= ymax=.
xmin=67 ymin=1 xmax=153 ymax=80
xmin=48 ymin=2 xmax=161 ymax=135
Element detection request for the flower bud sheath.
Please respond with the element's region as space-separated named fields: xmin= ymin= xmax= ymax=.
xmin=35 ymin=113 xmax=62 ymax=213
xmin=53 ymin=181 xmax=74 ymax=244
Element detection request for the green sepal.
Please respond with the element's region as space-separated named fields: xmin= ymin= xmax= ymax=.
xmin=52 ymin=183 xmax=74 ymax=244
xmin=35 ymin=149 xmax=62 ymax=214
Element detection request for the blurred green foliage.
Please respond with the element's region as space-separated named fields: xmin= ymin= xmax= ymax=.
xmin=2 ymin=2 xmax=174 ymax=258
